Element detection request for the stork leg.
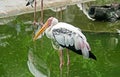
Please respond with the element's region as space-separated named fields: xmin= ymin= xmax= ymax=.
xmin=40 ymin=0 xmax=44 ymax=26
xmin=66 ymin=49 xmax=70 ymax=66
xmin=33 ymin=0 xmax=37 ymax=25
xmin=60 ymin=7 xmax=63 ymax=21
xmin=59 ymin=50 xmax=64 ymax=69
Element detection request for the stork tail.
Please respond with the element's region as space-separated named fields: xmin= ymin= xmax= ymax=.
xmin=89 ymin=51 xmax=97 ymax=60
xmin=60 ymin=44 xmax=97 ymax=60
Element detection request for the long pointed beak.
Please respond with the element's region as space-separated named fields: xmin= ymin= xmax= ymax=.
xmin=33 ymin=21 xmax=49 ymax=41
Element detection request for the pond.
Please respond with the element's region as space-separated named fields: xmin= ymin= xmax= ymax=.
xmin=0 ymin=4 xmax=120 ymax=77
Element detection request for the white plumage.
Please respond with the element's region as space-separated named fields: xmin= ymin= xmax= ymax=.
xmin=53 ymin=23 xmax=90 ymax=57
xmin=33 ymin=17 xmax=96 ymax=68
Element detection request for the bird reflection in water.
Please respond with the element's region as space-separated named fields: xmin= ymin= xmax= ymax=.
xmin=27 ymin=48 xmax=50 ymax=77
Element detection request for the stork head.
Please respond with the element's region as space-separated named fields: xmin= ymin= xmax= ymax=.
xmin=33 ymin=17 xmax=58 ymax=41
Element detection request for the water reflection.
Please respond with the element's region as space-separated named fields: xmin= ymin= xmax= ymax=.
xmin=116 ymin=29 xmax=120 ymax=35
xmin=59 ymin=65 xmax=70 ymax=77
xmin=0 ymin=34 xmax=11 ymax=47
xmin=66 ymin=66 xmax=70 ymax=77
xmin=63 ymin=6 xmax=76 ymax=23
xmin=88 ymin=33 xmax=120 ymax=76
xmin=27 ymin=48 xmax=50 ymax=77
xmin=107 ymin=37 xmax=118 ymax=50
xmin=0 ymin=23 xmax=120 ymax=77
xmin=60 ymin=68 xmax=62 ymax=77
xmin=15 ymin=24 xmax=21 ymax=35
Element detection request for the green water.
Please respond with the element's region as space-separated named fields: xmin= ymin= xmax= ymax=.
xmin=0 ymin=3 xmax=120 ymax=77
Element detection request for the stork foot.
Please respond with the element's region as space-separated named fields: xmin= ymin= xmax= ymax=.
xmin=60 ymin=61 xmax=64 ymax=69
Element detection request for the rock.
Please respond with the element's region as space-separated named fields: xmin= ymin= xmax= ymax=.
xmin=88 ymin=3 xmax=120 ymax=22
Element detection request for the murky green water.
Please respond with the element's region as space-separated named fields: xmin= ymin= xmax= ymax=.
xmin=0 ymin=3 xmax=120 ymax=77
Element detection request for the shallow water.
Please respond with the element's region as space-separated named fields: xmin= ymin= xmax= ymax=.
xmin=0 ymin=4 xmax=120 ymax=77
